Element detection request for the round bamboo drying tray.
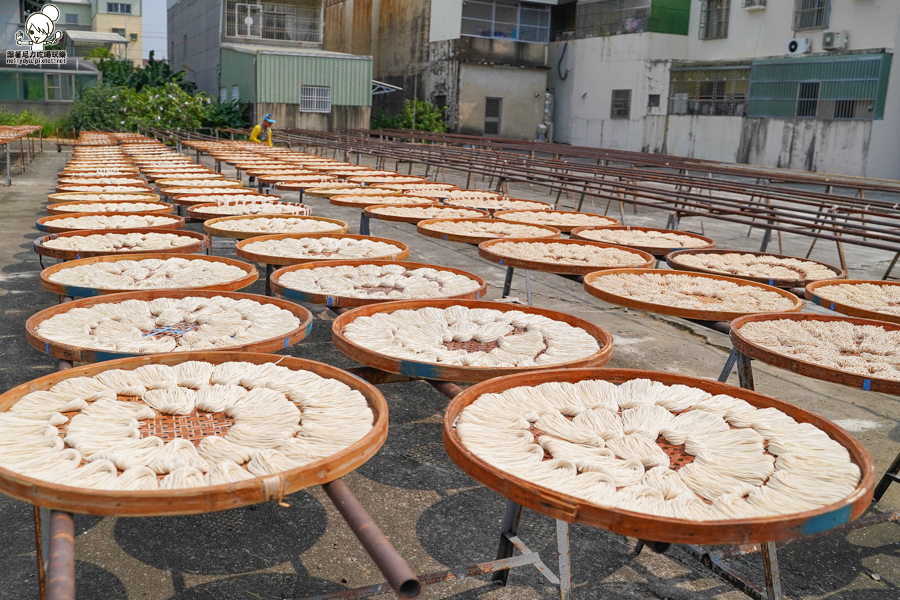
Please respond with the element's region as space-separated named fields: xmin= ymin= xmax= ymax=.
xmin=160 ymin=187 xmax=261 ymax=199
xmin=36 ymin=213 xmax=185 ymax=234
xmin=493 ymin=210 xmax=620 ymax=234
xmin=155 ymin=178 xmax=243 ymax=189
xmin=331 ymin=195 xmax=436 ymax=208
xmin=47 ymin=192 xmax=161 ymax=203
xmin=235 ymin=233 xmax=411 ymax=267
xmin=443 ymin=199 xmax=553 ymax=214
xmin=730 ymin=312 xmax=900 ymax=394
xmin=442 ymin=367 xmax=875 ymax=545
xmin=271 ymin=260 xmax=488 ymax=308
xmin=571 ymin=226 xmax=716 ymax=258
xmin=666 ymin=249 xmax=846 ymax=289
xmin=299 ymin=185 xmax=391 ymax=197
xmin=478 ymin=238 xmax=654 ymax=276
xmin=56 ymin=184 xmax=154 ymax=194
xmin=583 ymin=268 xmax=802 ymax=322
xmin=417 ymin=218 xmax=561 ymax=245
xmin=57 ymin=177 xmax=147 ymax=187
xmin=0 ymin=352 xmax=387 ymax=516
xmin=34 ymin=228 xmax=209 ymax=261
xmin=46 ymin=200 xmax=174 ymax=216
xmin=40 ymin=253 xmax=258 ymax=297
xmin=203 ymin=215 xmax=349 ymax=240
xmin=371 ymin=183 xmax=458 ymax=194
xmin=365 ymin=204 xmax=489 ymax=224
xmin=347 ymin=176 xmax=427 ymax=185
xmin=257 ymin=175 xmax=337 ymax=185
xmin=60 ymin=168 xmax=140 ymax=176
xmin=244 ymin=169 xmax=314 ymax=178
xmin=186 ymin=201 xmax=309 ymax=221
xmin=805 ymin=280 xmax=900 ymax=325
xmin=25 ymin=290 xmax=313 ymax=363
xmin=143 ymin=171 xmax=219 ymax=182
xmin=331 ymin=299 xmax=614 ymax=383
xmin=170 ymin=191 xmax=275 ymax=207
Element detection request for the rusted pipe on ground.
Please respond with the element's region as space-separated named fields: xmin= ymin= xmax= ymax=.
xmin=322 ymin=479 xmax=420 ymax=599
xmin=688 ymin=320 xmax=732 ymax=335
xmin=345 ymin=367 xmax=414 ymax=385
xmin=427 ymin=380 xmax=463 ymax=400
xmin=47 ymin=511 xmax=75 ymax=600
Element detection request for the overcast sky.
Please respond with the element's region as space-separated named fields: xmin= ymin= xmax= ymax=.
xmin=142 ymin=0 xmax=167 ymax=59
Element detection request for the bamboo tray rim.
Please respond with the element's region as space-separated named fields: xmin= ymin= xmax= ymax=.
xmin=583 ymin=268 xmax=802 ymax=321
xmin=417 ymin=217 xmax=561 ymax=245
xmin=330 ymin=195 xmax=438 ymax=207
xmin=170 ymin=191 xmax=274 ymax=206
xmin=571 ymin=226 xmax=717 ymax=257
xmin=0 ymin=352 xmax=387 ymax=516
xmin=492 ymin=209 xmax=620 ymax=233
xmin=155 ymin=178 xmax=243 ymax=187
xmin=236 ymin=233 xmax=411 ymax=266
xmin=48 ymin=193 xmax=160 ymax=203
xmin=33 ymin=228 xmax=209 ymax=260
xmin=46 ymin=201 xmax=174 ymax=216
xmin=40 ymin=253 xmax=258 ymax=297
xmin=271 ymin=260 xmax=488 ymax=308
xmin=730 ymin=312 xmax=900 ymax=394
xmin=805 ymin=279 xmax=900 ymax=325
xmin=186 ymin=201 xmax=309 ymax=220
xmin=666 ymin=249 xmax=846 ymax=288
xmin=203 ymin=215 xmax=349 ymax=240
xmin=331 ymin=298 xmax=614 ymax=383
xmin=365 ymin=204 xmax=489 ymax=224
xmin=442 ymin=367 xmax=875 ymax=545
xmin=298 ymin=186 xmax=395 ymax=196
xmin=347 ymin=175 xmax=428 ymax=183
xmin=36 ymin=212 xmax=185 ymax=234
xmin=442 ymin=199 xmax=553 ymax=211
xmin=478 ymin=237 xmax=655 ymax=275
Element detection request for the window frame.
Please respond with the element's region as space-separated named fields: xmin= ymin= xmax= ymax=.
xmin=792 ymin=0 xmax=830 ymax=32
xmin=461 ymin=0 xmax=552 ymax=45
xmin=484 ymin=96 xmax=502 ymax=135
xmin=300 ymin=85 xmax=332 ymax=113
xmin=668 ymin=65 xmax=751 ymax=117
xmin=699 ymin=0 xmax=730 ymax=41
xmin=65 ymin=13 xmax=78 ymax=24
xmin=610 ymin=89 xmax=632 ymax=119
xmin=45 ymin=73 xmax=74 ymax=102
xmin=107 ymin=3 xmax=132 ymax=14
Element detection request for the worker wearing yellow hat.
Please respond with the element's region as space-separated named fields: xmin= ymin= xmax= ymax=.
xmin=249 ymin=113 xmax=275 ymax=146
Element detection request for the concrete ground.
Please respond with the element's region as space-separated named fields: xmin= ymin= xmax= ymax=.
xmin=0 ymin=148 xmax=898 ymax=600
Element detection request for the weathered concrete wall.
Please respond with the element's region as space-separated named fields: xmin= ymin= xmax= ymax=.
xmin=168 ymin=0 xmax=220 ymax=96
xmin=324 ymin=0 xmax=430 ymax=115
xmin=456 ymin=36 xmax=548 ymax=69
xmin=255 ymin=102 xmax=370 ymax=131
xmin=426 ymin=39 xmax=460 ymax=130
xmin=457 ymin=63 xmax=546 ymax=139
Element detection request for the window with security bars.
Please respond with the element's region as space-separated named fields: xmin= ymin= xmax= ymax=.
xmin=610 ymin=89 xmax=631 ymax=119
xmin=699 ymin=0 xmax=730 ymax=40
xmin=668 ymin=66 xmax=751 ymax=116
xmin=742 ymin=0 xmax=766 ymax=7
xmin=748 ymin=54 xmax=891 ymax=120
xmin=484 ymin=98 xmax=502 ymax=135
xmin=461 ymin=1 xmax=551 ymax=44
xmin=793 ymin=0 xmax=830 ymax=31
xmin=225 ymin=1 xmax=322 ymax=42
xmin=575 ymin=0 xmax=651 ymax=38
xmin=300 ymin=86 xmax=331 ymax=113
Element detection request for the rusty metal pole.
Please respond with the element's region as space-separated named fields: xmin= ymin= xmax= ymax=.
xmin=321 ymin=479 xmax=420 ymax=599
xmin=47 ymin=511 xmax=75 ymax=600
xmin=427 ymin=380 xmax=463 ymax=400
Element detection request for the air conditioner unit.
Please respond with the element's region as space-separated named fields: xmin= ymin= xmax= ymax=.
xmin=823 ymin=30 xmax=848 ymax=51
xmin=787 ymin=38 xmax=811 ymax=55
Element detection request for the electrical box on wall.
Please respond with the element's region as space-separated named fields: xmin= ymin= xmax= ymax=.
xmin=823 ymin=31 xmax=849 ymax=51
xmin=787 ymin=38 xmax=812 ymax=55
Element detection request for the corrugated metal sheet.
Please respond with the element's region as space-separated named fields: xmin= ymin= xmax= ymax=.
xmin=257 ymin=53 xmax=372 ymax=106
xmin=220 ymin=48 xmax=258 ymax=104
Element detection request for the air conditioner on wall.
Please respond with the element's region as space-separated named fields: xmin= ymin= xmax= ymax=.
xmin=823 ymin=31 xmax=849 ymax=50
xmin=787 ymin=38 xmax=811 ymax=55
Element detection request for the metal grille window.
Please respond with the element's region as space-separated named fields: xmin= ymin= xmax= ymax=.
xmin=668 ymin=66 xmax=751 ymax=116
xmin=610 ymin=89 xmax=631 ymax=119
xmin=748 ymin=54 xmax=892 ymax=120
xmin=107 ymin=3 xmax=132 ymax=14
xmin=300 ymin=86 xmax=331 ymax=113
xmin=742 ymin=0 xmax=766 ymax=7
xmin=484 ymin=97 xmax=502 ymax=135
xmin=793 ymin=0 xmax=830 ymax=31
xmin=65 ymin=13 xmax=78 ymax=24
xmin=231 ymin=85 xmax=240 ymax=101
xmin=575 ymin=0 xmax=651 ymax=38
xmin=699 ymin=0 xmax=729 ymax=40
xmin=461 ymin=1 xmax=551 ymax=44
xmin=46 ymin=74 xmax=74 ymax=101
xmin=225 ymin=1 xmax=322 ymax=42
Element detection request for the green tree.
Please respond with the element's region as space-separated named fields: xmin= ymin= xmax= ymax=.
xmin=369 ymin=99 xmax=446 ymax=132
xmin=203 ymin=98 xmax=248 ymax=129
xmin=67 ymin=83 xmax=211 ymax=132
xmin=86 ymin=48 xmax=196 ymax=93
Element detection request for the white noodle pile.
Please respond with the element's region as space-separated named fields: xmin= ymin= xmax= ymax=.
xmin=588 ymin=273 xmax=795 ymax=313
xmin=457 ymin=378 xmax=860 ymax=520
xmin=45 ymin=215 xmax=179 ymax=230
xmin=499 ymin=211 xmax=615 ymax=227
xmin=368 ymin=206 xmax=482 ymax=219
xmin=210 ymin=217 xmax=344 ymax=234
xmin=738 ymin=319 xmax=900 ymax=381
xmin=42 ymin=232 xmax=197 ymax=252
xmin=306 ymin=188 xmax=393 ymax=196
xmin=165 ymin=188 xmax=254 ymax=195
xmin=420 ymin=220 xmax=556 ymax=239
xmin=578 ymin=229 xmax=712 ymax=249
xmin=192 ymin=202 xmax=310 ymax=216
xmin=47 ymin=257 xmax=248 ymax=290
xmin=57 ymin=185 xmax=151 ymax=193
xmin=244 ymin=236 xmax=403 ymax=260
xmin=51 ymin=194 xmax=158 ymax=202
xmin=52 ymin=202 xmax=166 ymax=213
xmin=278 ymin=264 xmax=480 ymax=300
xmin=445 ymin=198 xmax=550 ymax=211
xmin=488 ymin=241 xmax=646 ymax=267
xmin=342 ymin=306 xmax=600 ymax=367
xmin=331 ymin=195 xmax=434 ymax=206
xmin=58 ymin=177 xmax=146 ymax=185
xmin=676 ymin=253 xmax=836 ymax=281
xmin=0 ymin=361 xmax=374 ymax=491
xmin=813 ymin=283 xmax=900 ymax=317
xmin=156 ymin=179 xmax=239 ymax=187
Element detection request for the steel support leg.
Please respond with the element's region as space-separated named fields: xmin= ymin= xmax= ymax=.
xmin=759 ymin=228 xmax=772 ymax=253
xmin=737 ymin=352 xmax=755 ymax=391
xmin=47 ymin=511 xmax=75 ymax=600
xmin=882 ymin=252 xmax=900 ymax=280
xmin=718 ymin=348 xmax=739 ymax=383
xmin=502 ymin=266 xmax=515 ymax=298
xmin=265 ymin=263 xmax=273 ymax=297
xmin=761 ymin=542 xmax=782 ymax=600
xmin=492 ymin=500 xmax=524 ymax=585
xmin=34 ymin=506 xmax=50 ymax=600
xmin=556 ymin=520 xmax=572 ymax=600
xmin=873 ymin=449 xmax=900 ymax=502
xmin=359 ymin=212 xmax=370 ymax=236
xmin=525 ymin=270 xmax=533 ymax=306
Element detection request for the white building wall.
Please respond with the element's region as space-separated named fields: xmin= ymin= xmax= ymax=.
xmin=429 ymin=0 xmax=462 ymax=42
